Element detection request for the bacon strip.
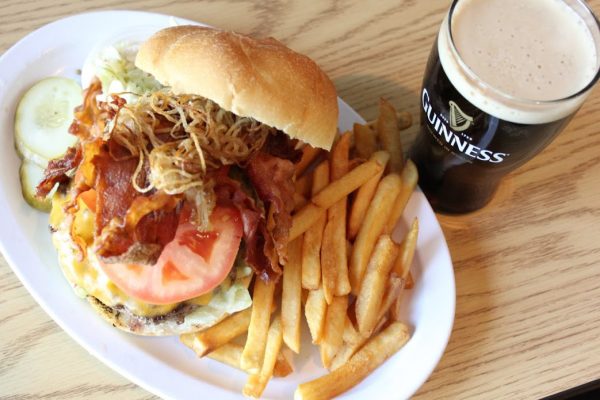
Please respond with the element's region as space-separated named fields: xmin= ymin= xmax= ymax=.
xmin=36 ymin=145 xmax=83 ymax=198
xmin=246 ymin=152 xmax=296 ymax=265
xmin=214 ymin=170 xmax=280 ymax=281
xmin=92 ymin=142 xmax=181 ymax=265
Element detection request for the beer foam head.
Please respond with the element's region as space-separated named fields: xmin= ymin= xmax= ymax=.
xmin=439 ymin=0 xmax=600 ymax=124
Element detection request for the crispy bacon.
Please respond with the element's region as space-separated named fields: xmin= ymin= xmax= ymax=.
xmin=36 ymin=145 xmax=83 ymax=198
xmin=68 ymin=78 xmax=119 ymax=140
xmin=246 ymin=152 xmax=296 ymax=265
xmin=214 ymin=170 xmax=280 ymax=281
xmin=92 ymin=142 xmax=181 ymax=264
xmin=95 ymin=194 xmax=182 ymax=265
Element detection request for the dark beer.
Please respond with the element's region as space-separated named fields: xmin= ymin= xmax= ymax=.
xmin=410 ymin=0 xmax=600 ymax=213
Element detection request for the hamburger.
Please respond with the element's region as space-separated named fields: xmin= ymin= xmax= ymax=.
xmin=37 ymin=26 xmax=338 ymax=335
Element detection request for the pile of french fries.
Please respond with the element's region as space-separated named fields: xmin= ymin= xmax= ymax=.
xmin=181 ymin=99 xmax=419 ymax=399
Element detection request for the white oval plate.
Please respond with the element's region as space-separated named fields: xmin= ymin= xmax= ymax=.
xmin=0 ymin=10 xmax=455 ymax=400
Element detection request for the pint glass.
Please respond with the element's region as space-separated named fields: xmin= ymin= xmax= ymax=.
xmin=410 ymin=0 xmax=600 ymax=213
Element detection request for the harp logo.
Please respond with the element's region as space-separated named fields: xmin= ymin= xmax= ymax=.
xmin=421 ymin=88 xmax=509 ymax=163
xmin=448 ymin=101 xmax=473 ymax=132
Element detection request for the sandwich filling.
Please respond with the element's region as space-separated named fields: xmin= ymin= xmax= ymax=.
xmin=38 ymin=77 xmax=299 ymax=315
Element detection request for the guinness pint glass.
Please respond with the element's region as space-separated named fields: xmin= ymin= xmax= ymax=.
xmin=410 ymin=0 xmax=600 ymax=213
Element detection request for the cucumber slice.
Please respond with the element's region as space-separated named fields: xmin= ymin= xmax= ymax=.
xmin=20 ymin=160 xmax=52 ymax=212
xmin=14 ymin=77 xmax=81 ymax=162
xmin=14 ymin=134 xmax=50 ymax=167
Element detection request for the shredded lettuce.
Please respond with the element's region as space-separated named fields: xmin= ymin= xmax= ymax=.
xmin=92 ymin=44 xmax=163 ymax=103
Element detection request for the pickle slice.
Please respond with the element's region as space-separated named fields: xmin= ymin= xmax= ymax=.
xmin=20 ymin=160 xmax=52 ymax=212
xmin=14 ymin=77 xmax=81 ymax=162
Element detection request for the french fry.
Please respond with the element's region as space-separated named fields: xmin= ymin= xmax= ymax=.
xmin=320 ymin=220 xmax=337 ymax=304
xmin=348 ymin=151 xmax=390 ymax=240
xmin=296 ymin=145 xmax=322 ymax=177
xmin=385 ymin=159 xmax=418 ymax=234
xmin=329 ymin=133 xmax=351 ymax=296
xmin=290 ymin=154 xmax=385 ymax=241
xmin=375 ymin=274 xmax=404 ymax=325
xmin=342 ymin=316 xmax=360 ymax=345
xmin=295 ymin=174 xmax=313 ymax=199
xmin=305 ymin=287 xmax=327 ymax=344
xmin=353 ymin=123 xmax=377 ymax=159
xmin=405 ymin=271 xmax=415 ymax=289
xmin=320 ymin=295 xmax=348 ymax=369
xmin=290 ymin=204 xmax=326 ymax=241
xmin=274 ymin=352 xmax=294 ymax=378
xmin=204 ymin=342 xmax=293 ymax=378
xmin=398 ymin=111 xmax=412 ymax=130
xmin=311 ymin=154 xmax=385 ymax=210
xmin=393 ymin=218 xmax=419 ymax=279
xmin=294 ymin=192 xmax=308 ymax=211
xmin=302 ymin=161 xmax=329 ymax=290
xmin=180 ymin=307 xmax=252 ymax=357
xmin=241 ymin=278 xmax=276 ymax=374
xmin=282 ymin=237 xmax=303 ymax=353
xmin=295 ymin=322 xmax=411 ymax=400
xmin=390 ymin=219 xmax=419 ymax=321
xmin=372 ymin=315 xmax=389 ymax=336
xmin=330 ymin=316 xmax=364 ymax=371
xmin=243 ymin=315 xmax=284 ymax=398
xmin=377 ymin=98 xmax=404 ymax=172
xmin=368 ymin=110 xmax=412 ymax=131
xmin=349 ymin=173 xmax=402 ymax=295
xmin=355 ymin=235 xmax=399 ymax=334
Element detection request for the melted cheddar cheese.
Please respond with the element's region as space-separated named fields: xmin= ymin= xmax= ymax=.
xmin=50 ymin=193 xmax=217 ymax=318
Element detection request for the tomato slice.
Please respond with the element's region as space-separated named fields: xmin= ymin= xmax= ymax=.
xmin=100 ymin=206 xmax=243 ymax=305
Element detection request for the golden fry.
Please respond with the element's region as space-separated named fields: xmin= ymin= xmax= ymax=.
xmin=205 ymin=342 xmax=292 ymax=378
xmin=348 ymin=151 xmax=390 ymax=240
xmin=376 ymin=274 xmax=404 ymax=325
xmin=349 ymin=173 xmax=402 ymax=295
xmin=368 ymin=110 xmax=412 ymax=131
xmin=405 ymin=271 xmax=414 ymax=289
xmin=342 ymin=316 xmax=360 ymax=345
xmin=392 ymin=218 xmax=419 ymax=279
xmin=331 ymin=132 xmax=351 ymax=179
xmin=302 ymin=161 xmax=330 ymax=289
xmin=330 ymin=338 xmax=364 ymax=372
xmin=320 ymin=295 xmax=348 ymax=369
xmin=353 ymin=123 xmax=378 ymax=159
xmin=294 ymin=192 xmax=308 ymax=211
xmin=243 ymin=315 xmax=284 ymax=398
xmin=282 ymin=237 xmax=303 ymax=353
xmin=397 ymin=110 xmax=412 ymax=130
xmin=355 ymin=235 xmax=399 ymax=334
xmin=302 ymin=213 xmax=326 ymax=290
xmin=241 ymin=278 xmax=276 ymax=374
xmin=295 ymin=322 xmax=411 ymax=400
xmin=385 ymin=159 xmax=418 ymax=234
xmin=290 ymin=203 xmax=326 ymax=242
xmin=377 ymin=98 xmax=404 ymax=172
xmin=296 ymin=145 xmax=322 ymax=177
xmin=320 ymin=220 xmax=337 ymax=304
xmin=311 ymin=155 xmax=385 ymax=209
xmin=180 ymin=307 xmax=252 ymax=357
xmin=291 ymin=155 xmax=385 ymax=241
xmin=329 ymin=133 xmax=351 ymax=296
xmin=305 ymin=287 xmax=327 ymax=344
xmin=295 ymin=174 xmax=313 ymax=199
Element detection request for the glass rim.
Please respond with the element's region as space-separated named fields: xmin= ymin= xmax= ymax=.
xmin=447 ymin=0 xmax=600 ymax=106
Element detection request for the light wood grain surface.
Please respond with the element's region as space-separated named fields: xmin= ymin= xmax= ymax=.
xmin=1 ymin=1 xmax=599 ymax=399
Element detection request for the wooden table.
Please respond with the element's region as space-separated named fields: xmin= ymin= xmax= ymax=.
xmin=1 ymin=1 xmax=599 ymax=399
